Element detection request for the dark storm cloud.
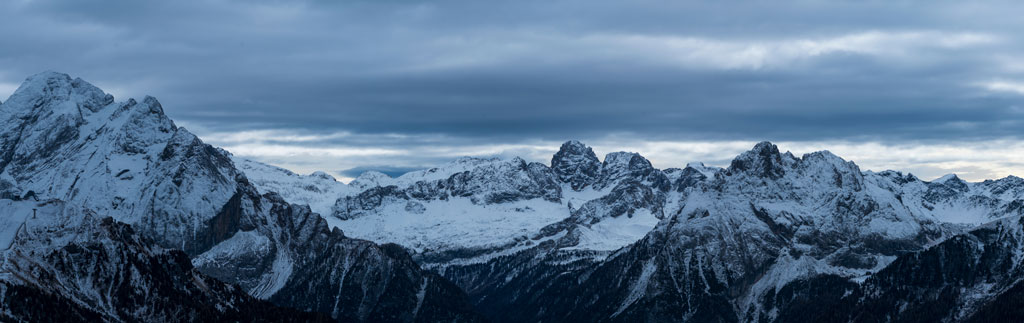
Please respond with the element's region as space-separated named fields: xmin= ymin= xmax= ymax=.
xmin=3 ymin=0 xmax=1024 ymax=180
xmin=3 ymin=0 xmax=1024 ymax=141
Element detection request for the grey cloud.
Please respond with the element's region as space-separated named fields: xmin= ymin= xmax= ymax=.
xmin=3 ymin=1 xmax=1024 ymax=179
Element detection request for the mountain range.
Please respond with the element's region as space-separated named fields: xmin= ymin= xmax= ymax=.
xmin=2 ymin=71 xmax=1024 ymax=322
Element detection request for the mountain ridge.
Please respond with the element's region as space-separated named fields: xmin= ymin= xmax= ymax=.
xmin=238 ymin=136 xmax=1024 ymax=321
xmin=0 ymin=71 xmax=485 ymax=322
xmin=5 ymin=71 xmax=1024 ymax=322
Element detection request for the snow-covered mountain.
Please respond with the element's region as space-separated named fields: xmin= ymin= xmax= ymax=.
xmin=232 ymin=157 xmax=355 ymax=216
xmin=444 ymin=142 xmax=1024 ymax=322
xmin=804 ymin=214 xmax=1024 ymax=322
xmin=0 ymin=72 xmax=483 ymax=322
xmin=0 ymin=198 xmax=329 ymax=322
xmin=6 ymin=71 xmax=1024 ymax=322
xmin=242 ymin=140 xmax=679 ymax=264
xmin=256 ymin=139 xmax=1020 ymax=266
xmin=237 ymin=137 xmax=1024 ymax=322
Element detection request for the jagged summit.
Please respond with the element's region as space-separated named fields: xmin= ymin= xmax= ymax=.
xmin=0 ymin=72 xmax=486 ymax=322
xmin=559 ymin=140 xmax=588 ymax=149
xmin=0 ymin=72 xmax=180 ymax=184
xmin=932 ymin=173 xmax=961 ymax=183
xmin=12 ymin=72 xmax=1024 ymax=322
xmin=725 ymin=142 xmax=867 ymax=185
xmin=3 ymin=72 xmax=167 ymax=119
xmin=594 ymin=151 xmax=663 ymax=190
xmin=727 ymin=141 xmax=793 ymax=179
xmin=3 ymin=71 xmax=113 ymax=114
xmin=551 ymin=140 xmax=601 ymax=190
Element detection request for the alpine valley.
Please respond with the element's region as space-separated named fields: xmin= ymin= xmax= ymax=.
xmin=2 ymin=72 xmax=1024 ymax=322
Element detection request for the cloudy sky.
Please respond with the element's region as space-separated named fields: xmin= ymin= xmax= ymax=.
xmin=2 ymin=0 xmax=1024 ymax=181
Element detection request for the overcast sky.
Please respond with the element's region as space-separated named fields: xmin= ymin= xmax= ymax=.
xmin=3 ymin=0 xmax=1024 ymax=181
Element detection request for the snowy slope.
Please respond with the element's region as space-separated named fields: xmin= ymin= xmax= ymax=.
xmin=323 ymin=145 xmax=680 ymax=265
xmin=331 ymin=196 xmax=570 ymax=253
xmin=8 ymin=71 xmax=1024 ymax=322
xmin=225 ymin=133 xmax=1024 ymax=322
xmin=439 ymin=142 xmax=1024 ymax=322
xmin=329 ymin=156 xmax=569 ymax=256
xmin=0 ymin=72 xmax=485 ymax=322
xmin=237 ymin=138 xmax=1024 ymax=274
xmin=869 ymin=171 xmax=1024 ymax=225
xmin=0 ymin=71 xmax=238 ymax=251
xmin=232 ymin=157 xmax=356 ymax=216
xmin=0 ymin=198 xmax=328 ymax=322
xmin=229 ymin=141 xmax=679 ymax=265
xmin=567 ymin=208 xmax=661 ymax=251
xmin=0 ymin=200 xmax=34 ymax=250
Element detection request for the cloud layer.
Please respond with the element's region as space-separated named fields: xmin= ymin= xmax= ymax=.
xmin=195 ymin=129 xmax=1024 ymax=182
xmin=3 ymin=0 xmax=1024 ymax=181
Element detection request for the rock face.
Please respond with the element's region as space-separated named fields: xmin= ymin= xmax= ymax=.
xmin=551 ymin=140 xmax=601 ymax=191
xmin=726 ymin=141 xmax=792 ymax=180
xmin=0 ymin=71 xmax=236 ymax=253
xmin=0 ymin=199 xmax=329 ymax=322
xmin=594 ymin=151 xmax=670 ymax=191
xmin=194 ymin=192 xmax=485 ymax=322
xmin=0 ymin=72 xmax=483 ymax=322
xmin=766 ymin=215 xmax=1024 ymax=323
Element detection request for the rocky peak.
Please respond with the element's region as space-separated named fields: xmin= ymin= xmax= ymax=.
xmin=111 ymin=96 xmax=177 ymax=154
xmin=0 ymin=72 xmax=487 ymax=322
xmin=727 ymin=141 xmax=791 ymax=179
xmin=876 ymin=170 xmax=920 ymax=185
xmin=594 ymin=151 xmax=669 ymax=191
xmin=930 ymin=174 xmax=969 ymax=190
xmin=930 ymin=174 xmax=968 ymax=189
xmin=798 ymin=150 xmax=864 ymax=190
xmin=551 ymin=140 xmax=601 ymax=190
xmin=997 ymin=175 xmax=1023 ymax=184
xmin=310 ymin=171 xmax=337 ymax=181
xmin=674 ymin=164 xmax=714 ymax=191
xmin=140 ymin=95 xmax=167 ymax=116
xmin=1 ymin=73 xmax=118 ymax=176
xmin=349 ymin=170 xmax=394 ymax=190
xmin=924 ymin=173 xmax=971 ymax=202
xmin=3 ymin=71 xmax=113 ymax=116
xmin=982 ymin=175 xmax=1024 ymax=196
xmin=599 ymin=152 xmax=652 ymax=178
xmin=684 ymin=162 xmax=720 ymax=178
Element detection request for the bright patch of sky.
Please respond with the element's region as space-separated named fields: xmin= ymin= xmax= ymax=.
xmin=189 ymin=126 xmax=1024 ymax=183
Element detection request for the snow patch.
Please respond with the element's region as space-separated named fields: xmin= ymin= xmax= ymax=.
xmin=329 ymin=197 xmax=569 ymax=253
xmin=0 ymin=200 xmax=34 ymax=250
xmin=569 ymin=208 xmax=661 ymax=252
xmin=614 ymin=258 xmax=656 ymax=317
xmin=233 ymin=157 xmax=356 ymax=216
